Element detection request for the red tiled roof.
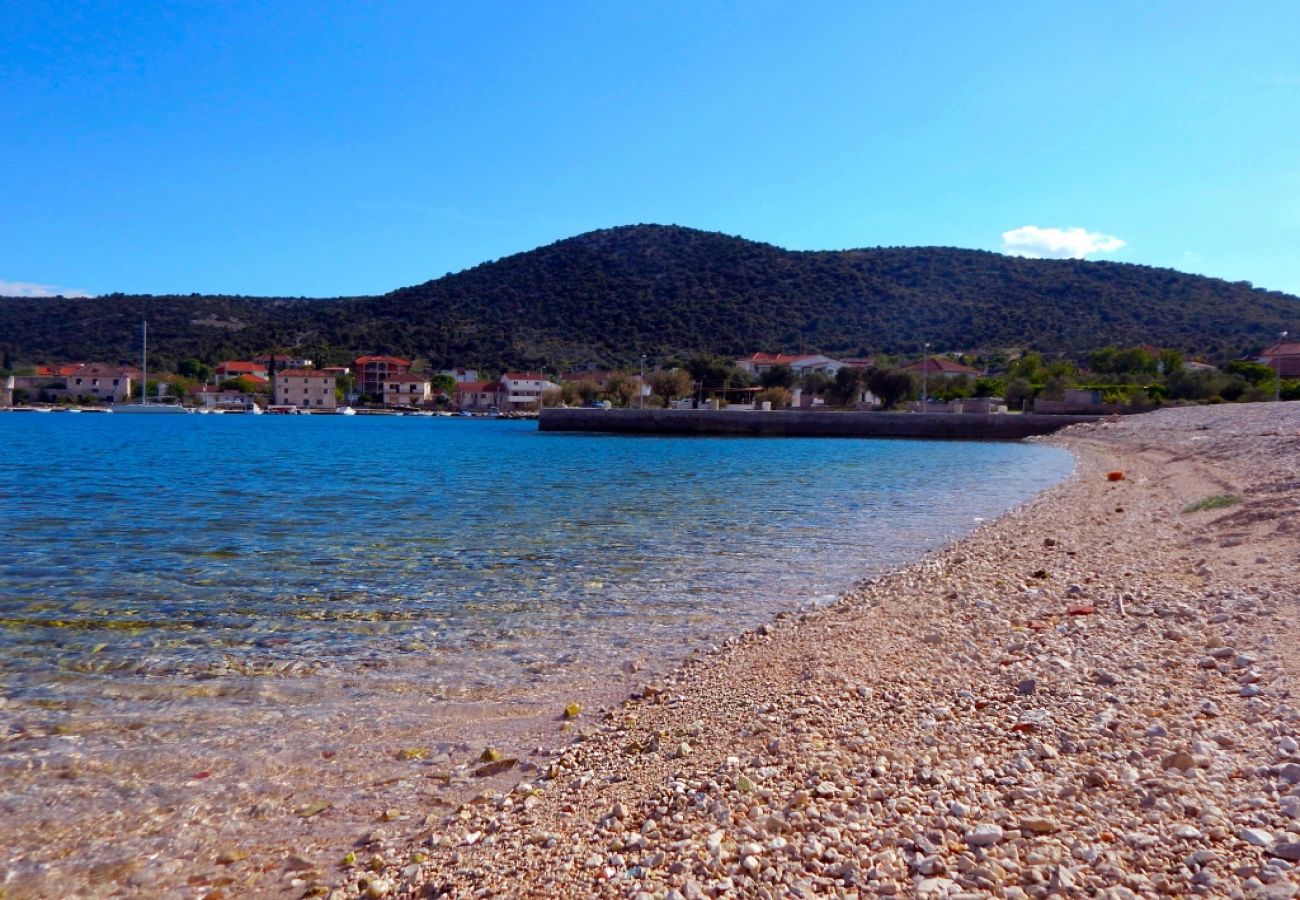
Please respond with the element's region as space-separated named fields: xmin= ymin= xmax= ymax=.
xmin=71 ymin=363 xmax=132 ymax=377
xmin=903 ymin=357 xmax=981 ymax=375
xmin=383 ymin=373 xmax=427 ymax=384
xmin=216 ymin=361 xmax=264 ymax=373
xmin=503 ymin=372 xmax=546 ymax=380
xmin=36 ymin=363 xmax=87 ymax=376
xmin=1261 ymin=342 xmax=1300 ymax=357
xmin=457 ymin=381 xmax=501 ymax=392
xmin=354 ymin=355 xmax=411 ymax=367
xmin=741 ymin=353 xmax=807 ymax=364
xmin=276 ymin=369 xmax=330 ymax=379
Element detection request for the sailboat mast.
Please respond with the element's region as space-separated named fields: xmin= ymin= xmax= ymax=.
xmin=141 ymin=320 xmax=148 ymax=406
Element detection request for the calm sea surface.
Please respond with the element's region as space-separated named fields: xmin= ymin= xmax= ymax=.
xmin=0 ymin=414 xmax=1072 ymax=698
xmin=0 ymin=413 xmax=1074 ymax=894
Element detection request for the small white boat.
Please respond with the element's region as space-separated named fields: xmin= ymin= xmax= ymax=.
xmin=337 ymin=406 xmax=356 ymax=416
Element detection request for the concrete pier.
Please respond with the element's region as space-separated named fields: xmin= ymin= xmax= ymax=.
xmin=539 ymin=408 xmax=1103 ymax=439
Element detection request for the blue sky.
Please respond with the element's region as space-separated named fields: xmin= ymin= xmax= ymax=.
xmin=2 ymin=1 xmax=1298 ymax=299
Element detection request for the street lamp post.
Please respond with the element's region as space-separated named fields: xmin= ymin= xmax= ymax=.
xmin=921 ymin=342 xmax=930 ymax=413
xmin=1276 ymin=331 xmax=1289 ymax=403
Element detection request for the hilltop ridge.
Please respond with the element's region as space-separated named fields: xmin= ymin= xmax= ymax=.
xmin=1 ymin=224 xmax=1296 ymax=370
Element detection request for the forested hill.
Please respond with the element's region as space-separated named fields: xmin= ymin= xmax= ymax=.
xmin=2 ymin=224 xmax=1296 ymax=371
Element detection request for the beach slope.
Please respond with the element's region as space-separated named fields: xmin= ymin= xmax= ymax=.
xmin=352 ymin=403 xmax=1299 ymax=899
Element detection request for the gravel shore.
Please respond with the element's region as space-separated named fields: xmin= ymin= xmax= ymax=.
xmin=323 ymin=403 xmax=1299 ymax=899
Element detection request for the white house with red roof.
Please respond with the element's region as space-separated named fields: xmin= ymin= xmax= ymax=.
xmin=736 ymin=353 xmax=845 ymax=377
xmin=439 ymin=367 xmax=479 ymax=383
xmin=274 ymin=369 xmax=336 ymax=410
xmin=455 ymin=380 xmax=504 ymax=411
xmin=382 ymin=372 xmax=432 ymax=407
xmin=499 ymin=372 xmax=559 ymax=410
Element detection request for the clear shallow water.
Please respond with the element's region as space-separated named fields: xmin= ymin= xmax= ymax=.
xmin=0 ymin=414 xmax=1074 ymax=894
xmin=0 ymin=414 xmax=1072 ymax=698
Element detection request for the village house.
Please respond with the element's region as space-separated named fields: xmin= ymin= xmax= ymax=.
xmin=499 ymin=372 xmax=559 ymax=411
xmin=274 ymin=369 xmax=337 ymax=410
xmin=455 ymin=380 xmax=504 ymax=411
xmin=440 ymin=367 xmax=479 ymax=383
xmin=63 ymin=363 xmax=135 ymax=403
xmin=382 ymin=373 xmax=433 ymax=407
xmin=253 ymin=355 xmax=312 ymax=370
xmin=1258 ymin=340 xmax=1300 ymax=379
xmin=354 ymin=356 xmax=411 ymax=396
xmin=901 ymin=356 xmax=982 ymax=378
xmin=215 ymin=360 xmax=268 ymax=381
xmin=191 ymin=385 xmax=261 ymax=411
xmin=735 ymin=353 xmax=845 ymax=378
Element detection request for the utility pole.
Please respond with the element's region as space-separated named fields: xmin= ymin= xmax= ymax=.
xmin=921 ymin=342 xmax=930 ymax=413
xmin=1276 ymin=331 xmax=1289 ymax=403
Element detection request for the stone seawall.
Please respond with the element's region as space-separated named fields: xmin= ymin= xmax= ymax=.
xmin=539 ymin=408 xmax=1102 ymax=439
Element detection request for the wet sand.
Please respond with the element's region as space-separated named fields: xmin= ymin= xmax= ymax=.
xmin=333 ymin=402 xmax=1300 ymax=898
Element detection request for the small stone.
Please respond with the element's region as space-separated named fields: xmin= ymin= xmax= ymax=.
xmin=673 ymin=742 xmax=691 ymax=759
xmin=1016 ymin=679 xmax=1037 ymax=695
xmin=473 ymin=757 xmax=518 ymax=778
xmin=964 ymin=824 xmax=1004 ymax=847
xmin=1272 ymin=843 xmax=1300 ymax=862
xmin=1049 ymin=865 xmax=1076 ymax=892
xmin=815 ymin=781 xmax=837 ymax=797
xmin=1162 ymin=751 xmax=1197 ymax=770
xmin=1241 ymin=828 xmax=1274 ymax=847
xmin=1020 ymin=817 xmax=1059 ymax=835
xmin=1173 ymin=825 xmax=1202 ymax=839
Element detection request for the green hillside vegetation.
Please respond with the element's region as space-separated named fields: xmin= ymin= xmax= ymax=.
xmin=1 ymin=225 xmax=1296 ymax=374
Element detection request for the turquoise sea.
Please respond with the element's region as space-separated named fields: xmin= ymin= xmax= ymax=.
xmin=0 ymin=414 xmax=1073 ymax=699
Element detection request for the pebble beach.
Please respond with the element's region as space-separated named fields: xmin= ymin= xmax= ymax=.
xmin=333 ymin=402 xmax=1300 ymax=899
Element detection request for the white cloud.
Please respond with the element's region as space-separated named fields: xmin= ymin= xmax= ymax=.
xmin=0 ymin=279 xmax=94 ymax=298
xmin=1000 ymin=225 xmax=1126 ymax=260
